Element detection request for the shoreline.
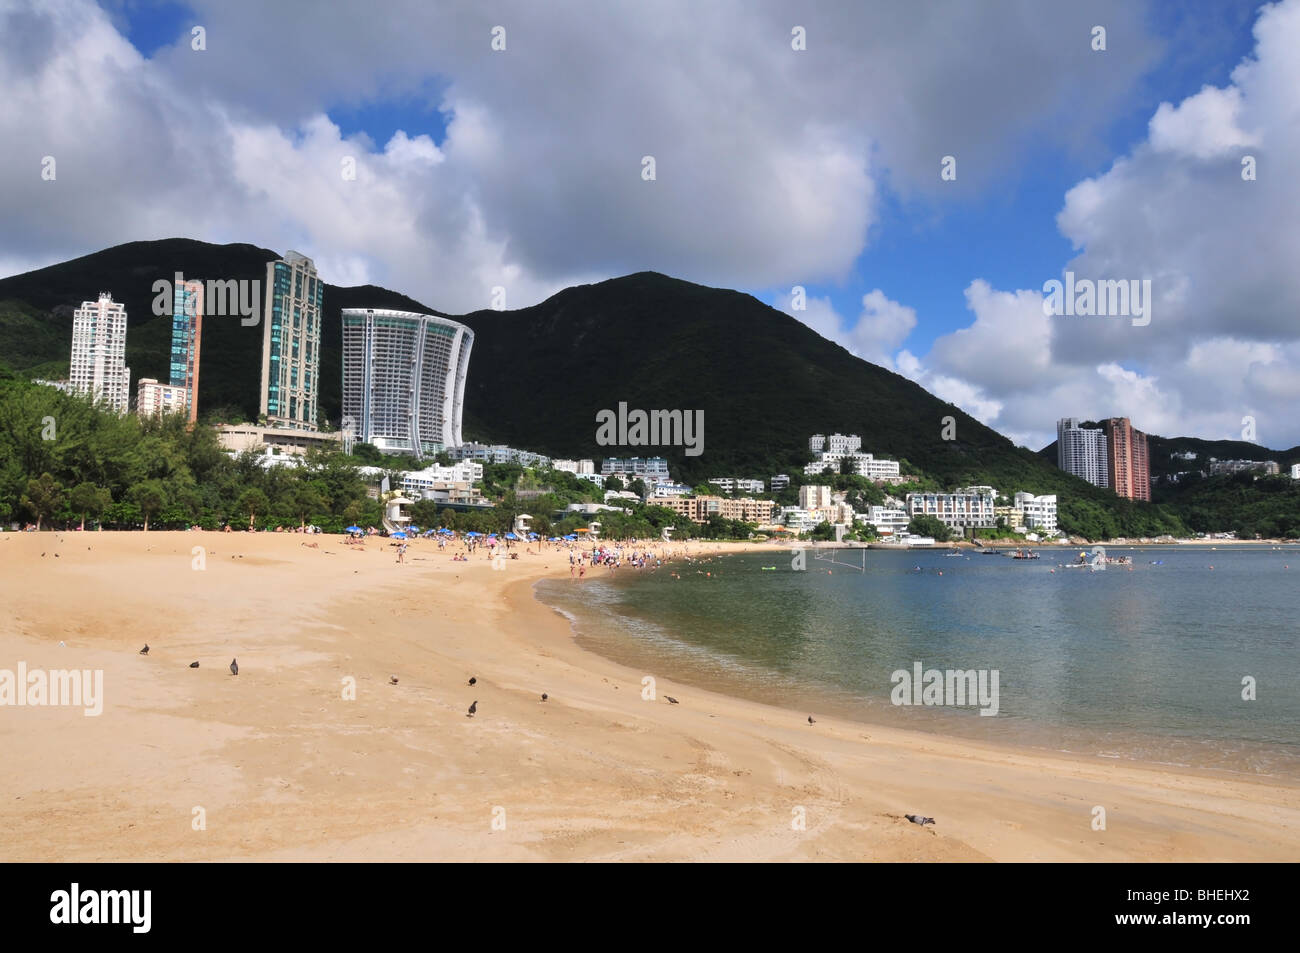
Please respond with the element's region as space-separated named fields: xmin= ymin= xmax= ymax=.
xmin=528 ymin=547 xmax=1300 ymax=784
xmin=2 ymin=531 xmax=1298 ymax=862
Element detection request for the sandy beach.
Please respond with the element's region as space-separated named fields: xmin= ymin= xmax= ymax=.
xmin=1 ymin=530 xmax=1297 ymax=862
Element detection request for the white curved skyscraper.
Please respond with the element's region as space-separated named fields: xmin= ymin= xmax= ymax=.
xmin=341 ymin=308 xmax=474 ymax=459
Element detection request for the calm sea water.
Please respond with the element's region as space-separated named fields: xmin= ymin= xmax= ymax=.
xmin=536 ymin=546 xmax=1300 ymax=778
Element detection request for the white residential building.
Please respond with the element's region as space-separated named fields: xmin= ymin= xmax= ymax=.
xmin=401 ymin=460 xmax=484 ymax=496
xmin=779 ymin=507 xmax=819 ymax=533
xmin=648 ymin=481 xmax=692 ymax=498
xmin=1057 ymin=417 xmax=1109 ymax=488
xmin=1292 ymin=463 xmax=1300 ymax=480
xmin=868 ymin=506 xmax=910 ymax=536
xmin=709 ymin=477 xmax=765 ymax=494
xmin=906 ymin=487 xmax=997 ymax=530
xmin=601 ymin=457 xmax=671 ymax=480
xmin=1014 ymin=492 xmax=1058 ymax=534
xmin=70 ymin=292 xmax=130 ymax=413
xmin=450 ymin=443 xmax=551 ymax=467
xmin=809 ymin=433 xmax=861 ymax=453
xmin=341 ymin=307 xmax=474 ymax=458
xmin=805 ymin=451 xmax=900 ymax=480
xmin=553 ymin=458 xmax=595 ymax=474
xmin=770 ymin=473 xmax=790 ymax=492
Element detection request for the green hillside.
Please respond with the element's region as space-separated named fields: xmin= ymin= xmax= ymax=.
xmin=0 ymin=239 xmax=1248 ymax=538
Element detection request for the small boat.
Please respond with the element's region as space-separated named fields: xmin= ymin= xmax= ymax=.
xmin=1011 ymin=549 xmax=1040 ymax=560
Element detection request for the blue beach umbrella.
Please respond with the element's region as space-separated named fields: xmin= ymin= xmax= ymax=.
xmin=345 ymin=525 xmax=362 ymax=533
xmin=548 ymin=537 xmax=560 ymax=541
xmin=466 ymin=531 xmax=482 ymax=537
xmin=505 ymin=532 xmax=518 ymax=540
xmin=392 ymin=531 xmax=407 ymax=539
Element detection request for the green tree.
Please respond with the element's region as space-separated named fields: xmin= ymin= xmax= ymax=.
xmin=129 ymin=479 xmax=167 ymax=531
xmin=21 ymin=472 xmax=63 ymax=530
xmin=290 ymin=482 xmax=326 ymax=528
xmin=69 ymin=481 xmax=109 ymax=531
xmin=907 ymin=514 xmax=951 ymax=543
xmin=236 ymin=487 xmax=271 ymax=530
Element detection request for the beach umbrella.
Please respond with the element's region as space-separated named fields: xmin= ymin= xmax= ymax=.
xmin=505 ymin=532 xmax=518 ymax=540
xmin=438 ymin=528 xmax=453 ymax=535
xmin=345 ymin=525 xmax=362 ymax=533
xmin=548 ymin=537 xmax=560 ymax=541
xmin=466 ymin=531 xmax=481 ymax=537
xmin=392 ymin=531 xmax=407 ymax=539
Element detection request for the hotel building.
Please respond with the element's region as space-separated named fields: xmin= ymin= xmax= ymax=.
xmin=136 ymin=378 xmax=188 ymax=418
xmin=1102 ymin=417 xmax=1151 ymax=501
xmin=341 ymin=308 xmax=475 ymax=460
xmin=1057 ymin=418 xmax=1109 ymax=488
xmin=170 ymin=279 xmax=203 ymax=423
xmin=260 ymin=252 xmax=323 ymax=431
xmin=70 ymin=292 xmax=130 ymax=413
xmin=906 ymin=487 xmax=997 ymax=530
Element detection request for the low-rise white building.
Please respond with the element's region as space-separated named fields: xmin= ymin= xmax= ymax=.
xmin=1013 ymin=492 xmax=1058 ymax=534
xmin=805 ymin=451 xmax=900 ymax=480
xmin=867 ymin=505 xmax=910 ymax=536
xmin=770 ymin=473 xmax=791 ymax=492
xmin=779 ymin=507 xmax=820 ymax=533
xmin=451 ymin=443 xmax=551 ymax=467
xmin=553 ymin=458 xmax=596 ymax=474
xmin=708 ymin=477 xmax=765 ymax=494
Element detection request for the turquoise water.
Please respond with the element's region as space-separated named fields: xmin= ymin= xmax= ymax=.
xmin=536 ymin=546 xmax=1300 ymax=778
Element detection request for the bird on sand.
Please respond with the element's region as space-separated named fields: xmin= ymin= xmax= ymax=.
xmin=389 ymin=675 xmax=399 ymax=685
xmin=230 ymin=658 xmax=239 ymax=676
xmin=189 ymin=661 xmax=200 ymax=668
xmin=905 ymin=814 xmax=936 ymax=826
xmin=665 ymin=695 xmax=679 ymax=704
xmin=807 ymin=715 xmax=816 ymax=725
xmin=467 ymin=700 xmax=477 ymax=717
xmin=541 ymin=693 xmax=548 ymax=701
xmin=139 ymin=644 xmax=149 ymax=655
xmin=468 ymin=676 xmax=477 ymax=686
